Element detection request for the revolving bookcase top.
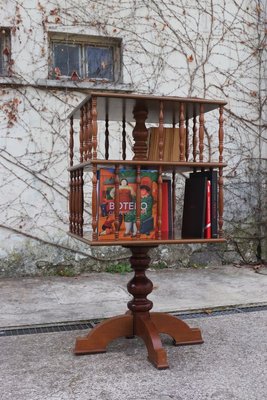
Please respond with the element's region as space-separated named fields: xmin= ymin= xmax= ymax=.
xmin=67 ymin=92 xmax=227 ymax=246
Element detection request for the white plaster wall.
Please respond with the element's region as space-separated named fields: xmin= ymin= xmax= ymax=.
xmin=0 ymin=0 xmax=266 ymax=267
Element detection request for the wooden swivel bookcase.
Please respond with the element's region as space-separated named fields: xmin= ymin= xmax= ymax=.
xmin=68 ymin=92 xmax=227 ymax=369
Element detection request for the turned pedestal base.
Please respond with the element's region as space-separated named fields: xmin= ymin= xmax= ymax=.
xmin=74 ymin=246 xmax=203 ymax=369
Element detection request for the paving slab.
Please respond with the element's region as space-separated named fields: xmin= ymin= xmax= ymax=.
xmin=1 ymin=311 xmax=267 ymax=400
xmin=0 ymin=265 xmax=267 ymax=328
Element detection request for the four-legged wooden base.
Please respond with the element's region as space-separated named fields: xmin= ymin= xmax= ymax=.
xmin=74 ymin=246 xmax=203 ymax=369
xmin=75 ymin=311 xmax=203 ymax=369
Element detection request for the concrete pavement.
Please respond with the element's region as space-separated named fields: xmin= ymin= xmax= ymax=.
xmin=1 ymin=311 xmax=267 ymax=400
xmin=0 ymin=265 xmax=266 ymax=328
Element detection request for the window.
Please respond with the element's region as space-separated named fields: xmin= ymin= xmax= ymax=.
xmin=49 ymin=33 xmax=121 ymax=82
xmin=0 ymin=28 xmax=11 ymax=76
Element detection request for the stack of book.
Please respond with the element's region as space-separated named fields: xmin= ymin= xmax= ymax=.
xmin=96 ymin=168 xmax=175 ymax=240
xmin=97 ymin=168 xmax=159 ymax=240
xmin=96 ymin=167 xmax=217 ymax=241
xmin=148 ymin=127 xmax=185 ymax=161
xmin=181 ymin=170 xmax=218 ymax=239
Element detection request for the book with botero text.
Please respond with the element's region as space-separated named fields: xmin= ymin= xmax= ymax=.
xmin=97 ymin=168 xmax=158 ymax=240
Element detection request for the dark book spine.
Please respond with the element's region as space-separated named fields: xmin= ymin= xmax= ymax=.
xmin=204 ymin=180 xmax=211 ymax=239
xmin=167 ymin=179 xmax=173 ymax=238
xmin=210 ymin=171 xmax=218 ymax=238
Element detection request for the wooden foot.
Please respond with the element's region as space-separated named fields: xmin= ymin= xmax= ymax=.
xmin=74 ymin=314 xmax=133 ymax=354
xmin=134 ymin=313 xmax=168 ymax=369
xmin=150 ymin=312 xmax=204 ymax=345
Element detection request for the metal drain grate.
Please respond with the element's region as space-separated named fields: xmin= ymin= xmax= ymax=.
xmin=173 ymin=304 xmax=267 ymax=320
xmin=0 ymin=321 xmax=98 ymax=337
xmin=0 ymin=305 xmax=266 ymax=337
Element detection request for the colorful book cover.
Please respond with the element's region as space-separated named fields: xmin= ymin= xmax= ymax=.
xmin=97 ymin=168 xmax=158 ymax=240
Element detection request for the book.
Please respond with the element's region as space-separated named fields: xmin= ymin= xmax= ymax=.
xmin=181 ymin=175 xmax=207 ymax=238
xmin=163 ymin=128 xmax=173 ymax=161
xmin=148 ymin=127 xmax=160 ymax=160
xmin=190 ymin=170 xmax=218 ymax=238
xmin=148 ymin=127 xmax=185 ymax=161
xmin=166 ymin=178 xmax=173 ymax=237
xmin=161 ymin=178 xmax=173 ymax=239
xmin=161 ymin=181 xmax=169 ymax=238
xmin=171 ymin=127 xmax=180 ymax=161
xmin=204 ymin=180 xmax=211 ymax=239
xmin=97 ymin=168 xmax=158 ymax=240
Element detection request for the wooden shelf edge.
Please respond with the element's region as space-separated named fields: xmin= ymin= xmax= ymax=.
xmin=68 ymin=232 xmax=226 ymax=247
xmin=88 ymin=91 xmax=228 ymax=105
xmin=68 ymin=160 xmax=227 ymax=172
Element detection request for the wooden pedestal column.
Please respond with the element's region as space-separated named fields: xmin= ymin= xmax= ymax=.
xmin=74 ymin=246 xmax=203 ymax=369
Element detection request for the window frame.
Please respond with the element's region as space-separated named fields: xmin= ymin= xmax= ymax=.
xmin=0 ymin=28 xmax=11 ymax=77
xmin=49 ymin=32 xmax=122 ymax=83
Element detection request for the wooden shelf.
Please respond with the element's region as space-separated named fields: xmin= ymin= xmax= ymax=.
xmin=69 ymin=91 xmax=227 ymax=122
xmin=68 ymin=232 xmax=226 ymax=247
xmin=68 ymin=159 xmax=227 ymax=172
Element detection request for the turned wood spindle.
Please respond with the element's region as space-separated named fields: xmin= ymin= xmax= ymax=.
xmin=71 ymin=171 xmax=76 ymax=234
xmin=218 ymin=106 xmax=224 ymax=237
xmin=92 ymin=96 xmax=98 ymax=160
xmin=69 ymin=171 xmax=74 ymax=233
xmin=75 ymin=170 xmax=79 ymax=235
xmin=172 ymin=113 xmax=176 ymax=164
xmin=79 ymin=106 xmax=84 ymax=163
xmin=105 ymin=108 xmax=109 ymax=160
xmin=92 ymin=164 xmax=98 ymax=240
xmin=127 ymin=246 xmax=153 ymax=313
xmin=157 ymin=166 xmax=163 ymax=239
xmin=218 ymin=167 xmax=224 ymax=238
xmin=179 ymin=103 xmax=185 ymax=161
xmin=84 ymin=103 xmax=90 ymax=162
xmin=185 ymin=110 xmax=189 ymax=162
xmin=122 ymin=105 xmax=127 ymax=160
xmin=78 ymin=169 xmax=84 ymax=237
xmin=72 ymin=170 xmax=76 ymax=234
xmin=158 ymin=100 xmax=164 ymax=161
xmin=219 ymin=106 xmax=224 ymax=163
xmin=114 ymin=165 xmax=120 ymax=240
xmin=136 ymin=165 xmax=141 ymax=238
xmin=76 ymin=170 xmax=80 ymax=235
xmin=172 ymin=170 xmax=176 ymax=238
xmin=199 ymin=104 xmax=204 ymax=162
xmin=132 ymin=102 xmax=148 ymax=160
xmin=74 ymin=171 xmax=78 ymax=235
xmin=192 ymin=109 xmax=197 ymax=162
xmin=88 ymin=100 xmax=93 ymax=160
xmin=69 ymin=116 xmax=74 ymax=167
